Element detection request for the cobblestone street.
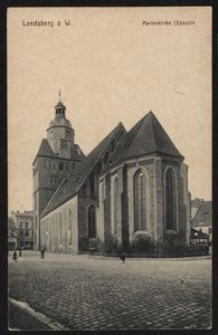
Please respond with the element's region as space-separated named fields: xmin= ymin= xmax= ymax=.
xmin=8 ymin=252 xmax=212 ymax=330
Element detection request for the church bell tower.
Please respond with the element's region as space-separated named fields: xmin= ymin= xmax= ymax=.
xmin=32 ymin=92 xmax=85 ymax=249
xmin=47 ymin=92 xmax=75 ymax=159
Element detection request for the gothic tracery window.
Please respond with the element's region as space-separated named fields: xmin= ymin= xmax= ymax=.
xmin=114 ymin=177 xmax=119 ymax=235
xmin=166 ymin=168 xmax=177 ymax=230
xmin=134 ymin=169 xmax=147 ymax=232
xmin=59 ymin=161 xmax=63 ymax=171
xmin=68 ymin=209 xmax=73 ymax=245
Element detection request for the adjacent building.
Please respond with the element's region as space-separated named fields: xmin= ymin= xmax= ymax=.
xmin=8 ymin=217 xmax=18 ymax=250
xmin=190 ymin=227 xmax=209 ymax=247
xmin=191 ymin=198 xmax=212 ymax=244
xmin=10 ymin=210 xmax=34 ymax=249
xmin=34 ymin=97 xmax=191 ymax=254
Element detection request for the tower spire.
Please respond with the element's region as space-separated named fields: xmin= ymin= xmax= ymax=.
xmin=55 ymin=91 xmax=66 ymax=117
xmin=58 ymin=89 xmax=61 ymax=102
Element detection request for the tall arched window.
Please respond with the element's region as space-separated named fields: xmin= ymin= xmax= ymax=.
xmin=134 ymin=169 xmax=147 ymax=231
xmin=114 ymin=177 xmax=119 ymax=235
xmin=68 ymin=209 xmax=73 ymax=245
xmin=59 ymin=161 xmax=63 ymax=171
xmin=59 ymin=213 xmax=62 ymax=246
xmin=166 ymin=168 xmax=176 ymax=230
xmin=88 ymin=205 xmax=96 ymax=238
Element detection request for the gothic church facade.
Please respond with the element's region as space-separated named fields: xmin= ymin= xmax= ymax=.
xmin=33 ymin=98 xmax=190 ymax=253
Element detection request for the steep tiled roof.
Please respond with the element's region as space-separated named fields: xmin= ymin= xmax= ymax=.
xmin=38 ymin=139 xmax=57 ymax=157
xmin=72 ymin=144 xmax=86 ymax=160
xmin=113 ymin=111 xmax=183 ymax=163
xmin=33 ymin=139 xmax=85 ymax=164
xmin=40 ymin=122 xmax=125 ymax=218
xmin=32 ymin=139 xmax=57 ymax=164
xmin=191 ymin=199 xmax=212 ymax=227
xmin=191 ymin=198 xmax=202 ymax=208
xmin=40 ymin=173 xmax=80 ymax=218
xmin=76 ymin=122 xmax=126 ymax=190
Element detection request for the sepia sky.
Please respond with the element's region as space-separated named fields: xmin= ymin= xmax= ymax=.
xmin=8 ymin=7 xmax=212 ymax=213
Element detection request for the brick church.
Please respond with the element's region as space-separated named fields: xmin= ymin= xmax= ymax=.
xmin=33 ymin=97 xmax=190 ymax=253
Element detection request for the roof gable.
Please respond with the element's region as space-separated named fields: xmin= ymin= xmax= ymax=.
xmin=33 ymin=139 xmax=57 ymax=164
xmin=73 ymin=144 xmax=86 ymax=160
xmin=33 ymin=139 xmax=85 ymax=165
xmin=76 ymin=122 xmax=126 ymax=187
xmin=191 ymin=199 xmax=212 ymax=227
xmin=37 ymin=139 xmax=56 ymax=157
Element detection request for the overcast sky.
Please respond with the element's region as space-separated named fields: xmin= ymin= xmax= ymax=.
xmin=8 ymin=7 xmax=212 ymax=213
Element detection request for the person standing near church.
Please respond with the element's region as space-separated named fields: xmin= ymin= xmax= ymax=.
xmin=12 ymin=250 xmax=18 ymax=261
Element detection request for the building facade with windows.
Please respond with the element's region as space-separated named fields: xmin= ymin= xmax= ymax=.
xmin=10 ymin=210 xmax=34 ymax=249
xmin=190 ymin=228 xmax=209 ymax=247
xmin=191 ymin=198 xmax=212 ymax=244
xmin=36 ymin=98 xmax=191 ymax=253
xmin=8 ymin=217 xmax=18 ymax=250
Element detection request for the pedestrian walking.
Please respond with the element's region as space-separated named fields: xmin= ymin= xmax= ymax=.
xmin=40 ymin=247 xmax=46 ymax=259
xmin=120 ymin=251 xmax=126 ymax=263
xmin=12 ymin=251 xmax=18 ymax=261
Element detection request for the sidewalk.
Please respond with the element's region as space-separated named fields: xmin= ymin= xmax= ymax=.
xmin=9 ymin=301 xmax=52 ymax=330
xmin=9 ymin=298 xmax=69 ymax=330
xmin=8 ymin=249 xmax=212 ymax=262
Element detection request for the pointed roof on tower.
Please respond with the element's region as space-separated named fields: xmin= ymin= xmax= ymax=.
xmin=47 ymin=91 xmax=72 ymax=130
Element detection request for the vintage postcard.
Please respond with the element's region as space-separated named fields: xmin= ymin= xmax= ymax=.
xmin=7 ymin=7 xmax=212 ymax=330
